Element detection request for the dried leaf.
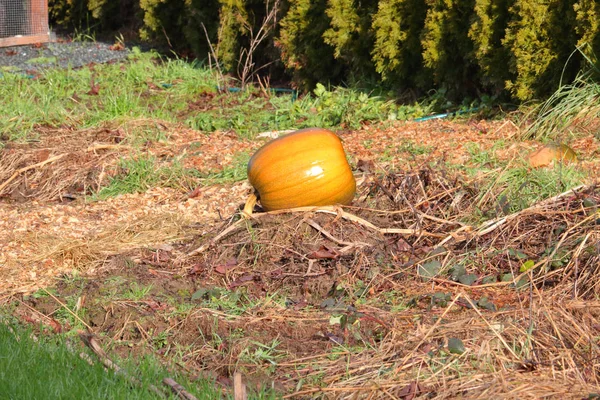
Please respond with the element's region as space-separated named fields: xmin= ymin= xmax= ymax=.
xmin=48 ymin=318 xmax=63 ymax=333
xmin=87 ymin=73 xmax=100 ymax=96
xmin=214 ymin=258 xmax=237 ymax=274
xmin=395 ymin=381 xmax=427 ymax=400
xmin=229 ymin=274 xmax=255 ymax=288
xmin=308 ymin=245 xmax=340 ymax=260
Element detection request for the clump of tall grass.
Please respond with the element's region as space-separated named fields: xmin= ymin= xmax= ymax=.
xmin=523 ymin=46 xmax=600 ymax=141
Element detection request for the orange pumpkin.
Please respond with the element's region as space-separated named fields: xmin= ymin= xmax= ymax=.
xmin=246 ymin=128 xmax=356 ymax=211
xmin=527 ymin=143 xmax=577 ymax=168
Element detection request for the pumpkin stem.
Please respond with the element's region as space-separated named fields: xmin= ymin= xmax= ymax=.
xmin=242 ymin=192 xmax=257 ymax=218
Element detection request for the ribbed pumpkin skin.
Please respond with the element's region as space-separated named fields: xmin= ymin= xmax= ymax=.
xmin=247 ymin=128 xmax=356 ymax=211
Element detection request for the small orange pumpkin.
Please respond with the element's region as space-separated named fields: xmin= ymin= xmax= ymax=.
xmin=527 ymin=143 xmax=577 ymax=168
xmin=246 ymin=128 xmax=356 ymax=211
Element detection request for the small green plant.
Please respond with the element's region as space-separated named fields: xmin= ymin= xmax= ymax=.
xmin=26 ymin=56 xmax=58 ymax=65
xmin=239 ymin=339 xmax=284 ymax=373
xmin=125 ymin=282 xmax=153 ymax=301
xmin=202 ymin=151 xmax=251 ymax=184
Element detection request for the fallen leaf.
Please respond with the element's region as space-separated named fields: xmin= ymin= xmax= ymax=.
xmin=214 ymin=258 xmax=237 ymax=274
xmin=87 ymin=73 xmax=100 ymax=96
xmin=395 ymin=381 xmax=427 ymax=400
xmin=109 ymin=43 xmax=125 ymax=51
xmin=357 ymin=159 xmax=375 ymax=173
xmin=145 ymin=300 xmax=168 ymax=312
xmin=229 ymin=274 xmax=255 ymax=288
xmin=308 ymin=245 xmax=340 ymax=260
xmin=48 ymin=318 xmax=63 ymax=333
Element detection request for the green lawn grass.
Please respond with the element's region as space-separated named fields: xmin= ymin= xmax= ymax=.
xmin=0 ymin=322 xmax=223 ymax=400
xmin=0 ymin=47 xmax=433 ymax=144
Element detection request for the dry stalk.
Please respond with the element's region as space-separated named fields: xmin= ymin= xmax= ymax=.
xmin=237 ymin=0 xmax=281 ymax=88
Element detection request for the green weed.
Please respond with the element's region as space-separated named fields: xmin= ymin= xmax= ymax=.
xmin=124 ymin=282 xmax=154 ymax=301
xmin=94 ymin=155 xmax=199 ymax=199
xmin=202 ymin=151 xmax=251 ymax=184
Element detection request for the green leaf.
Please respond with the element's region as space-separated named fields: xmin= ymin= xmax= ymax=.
xmin=477 ymin=296 xmax=496 ymax=311
xmin=481 ymin=275 xmax=497 ymax=284
xmin=458 ymin=274 xmax=478 ymax=286
xmin=447 ymin=337 xmax=466 ymax=354
xmin=508 ymin=248 xmax=528 ymax=259
xmin=191 ymin=287 xmax=222 ymax=301
xmin=449 ymin=265 xmax=466 ymax=281
xmin=418 ymin=260 xmax=442 ymax=280
xmin=519 ymin=259 xmax=535 ymax=273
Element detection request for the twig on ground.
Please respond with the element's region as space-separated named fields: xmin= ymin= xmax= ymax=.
xmin=42 ymin=288 xmax=93 ymax=331
xmin=163 ymin=378 xmax=199 ymax=400
xmin=304 ymin=217 xmax=369 ymax=248
xmin=187 ymin=205 xmax=442 ymax=257
xmin=79 ymin=332 xmax=167 ymax=398
xmin=80 ymin=333 xmax=197 ymax=400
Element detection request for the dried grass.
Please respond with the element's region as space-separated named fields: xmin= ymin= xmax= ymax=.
xmin=0 ymin=127 xmax=129 ymax=201
xmin=186 ymin=166 xmax=600 ymax=399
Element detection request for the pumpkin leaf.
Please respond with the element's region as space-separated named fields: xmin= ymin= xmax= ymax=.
xmin=191 ymin=287 xmax=222 ymax=301
xmin=418 ymin=260 xmax=442 ymax=280
xmin=329 ymin=314 xmax=346 ymax=327
xmin=449 ymin=265 xmax=466 ymax=281
xmin=447 ymin=337 xmax=466 ymax=354
xmin=477 ymin=296 xmax=497 ymax=311
xmin=481 ymin=275 xmax=497 ymax=284
xmin=507 ymin=248 xmax=528 ymax=259
xmin=458 ymin=273 xmax=478 ymax=286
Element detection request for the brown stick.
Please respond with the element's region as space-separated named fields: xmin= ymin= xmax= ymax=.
xmin=163 ymin=378 xmax=199 ymax=400
xmin=79 ymin=332 xmax=166 ymax=398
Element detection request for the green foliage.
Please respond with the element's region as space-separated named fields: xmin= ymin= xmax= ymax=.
xmin=216 ymin=0 xmax=248 ymax=70
xmin=322 ymin=0 xmax=378 ymax=80
xmin=468 ymin=0 xmax=512 ymax=92
xmin=523 ymin=69 xmax=600 ymax=141
xmin=420 ymin=0 xmax=477 ymax=96
xmin=573 ymin=0 xmax=600 ymax=50
xmin=94 ymin=155 xmax=198 ymax=199
xmin=49 ymin=0 xmax=91 ymax=31
xmin=49 ymin=0 xmax=139 ymax=32
xmin=502 ymin=0 xmax=579 ymax=100
xmin=139 ymin=0 xmax=220 ymax=58
xmin=278 ymin=0 xmax=341 ymax=89
xmin=371 ymin=0 xmax=427 ymax=84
